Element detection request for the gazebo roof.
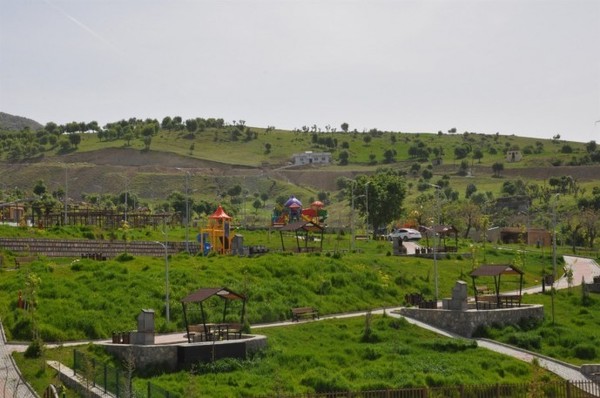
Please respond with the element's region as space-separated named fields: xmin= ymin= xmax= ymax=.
xmin=275 ymin=220 xmax=325 ymax=232
xmin=470 ymin=264 xmax=524 ymax=277
xmin=181 ymin=287 xmax=245 ymax=303
xmin=418 ymin=225 xmax=459 ymax=236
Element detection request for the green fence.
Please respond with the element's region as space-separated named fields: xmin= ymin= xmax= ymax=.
xmin=73 ymin=349 xmax=180 ymax=398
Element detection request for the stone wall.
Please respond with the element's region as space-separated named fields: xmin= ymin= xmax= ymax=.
xmin=398 ymin=305 xmax=544 ymax=337
xmin=102 ymin=334 xmax=268 ymax=374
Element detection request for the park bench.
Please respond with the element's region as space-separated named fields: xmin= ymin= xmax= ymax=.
xmin=291 ymin=307 xmax=319 ymax=322
xmin=15 ymin=256 xmax=37 ymax=267
xmin=475 ymin=285 xmax=492 ymax=295
xmin=355 ymin=235 xmax=369 ymax=241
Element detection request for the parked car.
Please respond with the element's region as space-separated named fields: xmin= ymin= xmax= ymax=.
xmin=387 ymin=228 xmax=422 ymax=241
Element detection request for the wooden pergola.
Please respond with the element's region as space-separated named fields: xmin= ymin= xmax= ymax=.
xmin=180 ymin=287 xmax=246 ymax=343
xmin=273 ymin=220 xmax=325 ymax=253
xmin=470 ymin=264 xmax=524 ymax=310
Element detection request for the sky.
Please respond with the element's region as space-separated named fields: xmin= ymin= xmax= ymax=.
xmin=1 ymin=0 xmax=599 ymax=143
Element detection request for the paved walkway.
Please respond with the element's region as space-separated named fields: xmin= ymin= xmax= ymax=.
xmin=0 ymin=320 xmax=37 ymax=398
xmin=2 ymin=256 xmax=599 ymax=397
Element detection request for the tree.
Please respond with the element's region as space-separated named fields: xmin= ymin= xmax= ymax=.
xmin=472 ymin=148 xmax=483 ymax=163
xmin=339 ymin=150 xmax=349 ymax=165
xmin=33 ymin=180 xmax=47 ymax=196
xmin=466 ymin=183 xmax=477 ymax=198
xmin=363 ymin=135 xmax=371 ymax=145
xmin=349 ymin=169 xmax=407 ymax=238
xmin=68 ymin=133 xmax=81 ymax=148
xmin=185 ymin=119 xmax=198 ymax=134
xmin=143 ymin=136 xmax=152 ymax=151
xmin=252 ymin=199 xmax=262 ymax=214
xmin=264 ymin=143 xmax=271 ymax=154
xmin=585 ymin=140 xmax=597 ymax=154
xmin=492 ymin=162 xmax=504 ymax=177
xmin=341 ymin=122 xmax=349 ymax=133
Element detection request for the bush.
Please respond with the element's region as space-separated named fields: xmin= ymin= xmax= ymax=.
xmin=24 ymin=338 xmax=44 ymax=358
xmin=507 ymin=332 xmax=541 ymax=350
xmin=115 ymin=252 xmax=134 ymax=262
xmin=430 ymin=339 xmax=477 ymax=352
xmin=573 ymin=344 xmax=596 ymax=360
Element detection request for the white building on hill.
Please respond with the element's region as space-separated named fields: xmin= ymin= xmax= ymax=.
xmin=291 ymin=151 xmax=332 ymax=166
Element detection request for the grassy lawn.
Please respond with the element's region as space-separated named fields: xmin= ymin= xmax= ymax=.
xmin=478 ymin=288 xmax=600 ymax=366
xmin=14 ymin=315 xmax=558 ymax=398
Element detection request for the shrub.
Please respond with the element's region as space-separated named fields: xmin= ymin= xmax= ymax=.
xmin=115 ymin=252 xmax=134 ymax=262
xmin=573 ymin=344 xmax=596 ymax=360
xmin=430 ymin=339 xmax=477 ymax=352
xmin=24 ymin=337 xmax=44 ymax=358
xmin=361 ymin=347 xmax=381 ymax=360
xmin=507 ymin=332 xmax=541 ymax=350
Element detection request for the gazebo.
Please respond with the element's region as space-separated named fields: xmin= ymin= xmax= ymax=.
xmin=418 ymin=224 xmax=459 ymax=251
xmin=180 ymin=287 xmax=247 ymax=343
xmin=273 ymin=220 xmax=325 ymax=252
xmin=470 ymin=264 xmax=524 ymax=310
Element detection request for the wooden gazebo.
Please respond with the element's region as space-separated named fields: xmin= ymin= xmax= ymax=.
xmin=418 ymin=225 xmax=459 ymax=251
xmin=470 ymin=264 xmax=524 ymax=310
xmin=180 ymin=287 xmax=246 ymax=343
xmin=273 ymin=220 xmax=325 ymax=253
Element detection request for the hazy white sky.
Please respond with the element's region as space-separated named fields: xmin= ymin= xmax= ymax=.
xmin=1 ymin=0 xmax=599 ymax=142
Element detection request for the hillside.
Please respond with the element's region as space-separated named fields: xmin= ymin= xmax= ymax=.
xmin=0 ymin=114 xmax=599 ymax=233
xmin=0 ymin=111 xmax=43 ymax=131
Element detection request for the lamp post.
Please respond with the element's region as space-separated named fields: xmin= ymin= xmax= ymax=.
xmin=155 ymin=240 xmax=170 ymax=323
xmin=428 ymin=183 xmax=441 ymax=302
xmin=185 ymin=171 xmax=190 ymax=253
xmin=64 ymin=164 xmax=68 ymax=225
xmin=551 ymin=193 xmax=560 ymax=325
xmin=365 ymin=182 xmax=370 ymax=240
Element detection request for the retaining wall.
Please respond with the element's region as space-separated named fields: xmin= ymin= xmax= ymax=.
xmin=0 ymin=237 xmax=195 ymax=258
xmin=398 ymin=305 xmax=544 ymax=337
xmin=102 ymin=334 xmax=268 ymax=374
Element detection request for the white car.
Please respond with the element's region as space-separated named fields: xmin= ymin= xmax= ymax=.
xmin=387 ymin=228 xmax=422 ymax=241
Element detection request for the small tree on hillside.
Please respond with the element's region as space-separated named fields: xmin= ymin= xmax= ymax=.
xmin=492 ymin=162 xmax=504 ymax=177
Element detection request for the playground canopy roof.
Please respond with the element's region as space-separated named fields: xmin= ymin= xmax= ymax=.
xmin=209 ymin=205 xmax=231 ymax=220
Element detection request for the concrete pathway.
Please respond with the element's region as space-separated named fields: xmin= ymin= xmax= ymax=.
xmin=0 ymin=320 xmax=37 ymax=398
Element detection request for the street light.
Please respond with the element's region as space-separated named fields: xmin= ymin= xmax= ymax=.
xmin=176 ymin=168 xmax=191 ymax=253
xmin=64 ymin=164 xmax=68 ymax=225
xmin=428 ymin=183 xmax=441 ymax=302
xmin=155 ymin=240 xmax=170 ymax=323
xmin=551 ymin=193 xmax=560 ymax=325
xmin=350 ymin=181 xmax=365 ymax=251
xmin=365 ymin=182 xmax=370 ymax=240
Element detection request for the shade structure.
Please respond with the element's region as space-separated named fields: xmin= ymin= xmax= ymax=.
xmin=284 ymin=196 xmax=302 ymax=208
xmin=209 ymin=205 xmax=232 ymax=220
xmin=311 ymin=200 xmax=324 ymax=208
xmin=180 ymin=287 xmax=247 ymax=343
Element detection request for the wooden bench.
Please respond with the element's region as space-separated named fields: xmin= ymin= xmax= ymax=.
xmin=476 ymin=295 xmax=498 ymax=310
xmin=475 ymin=285 xmax=492 ymax=295
xmin=355 ymin=235 xmax=369 ymax=241
xmin=291 ymin=307 xmax=319 ymax=322
xmin=15 ymin=256 xmax=37 ymax=267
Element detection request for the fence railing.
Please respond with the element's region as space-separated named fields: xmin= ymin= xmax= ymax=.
xmin=72 ymin=349 xmax=598 ymax=398
xmin=254 ymin=380 xmax=600 ymax=398
xmin=73 ymin=349 xmax=180 ymax=398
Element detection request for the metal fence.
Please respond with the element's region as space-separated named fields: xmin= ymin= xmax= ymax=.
xmin=73 ymin=349 xmax=180 ymax=398
xmin=254 ymin=381 xmax=600 ymax=398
